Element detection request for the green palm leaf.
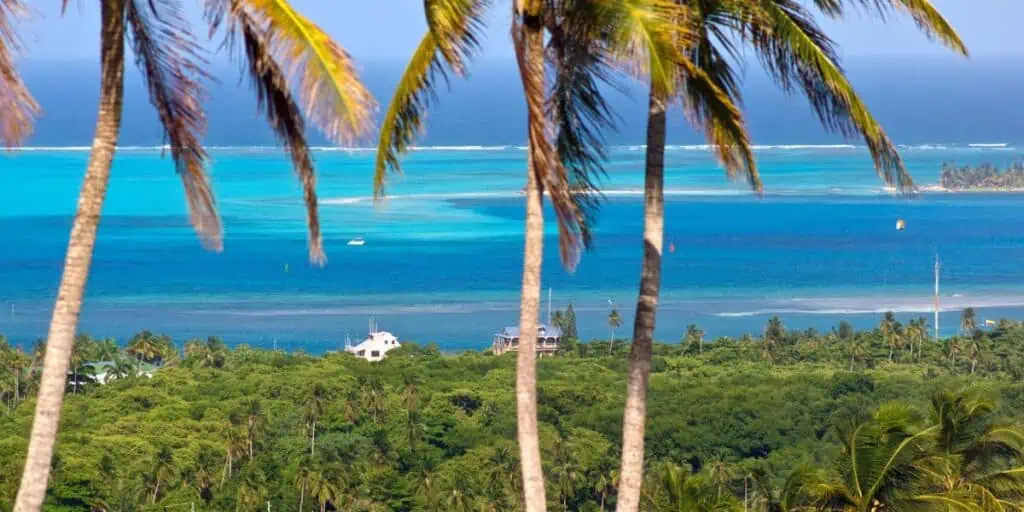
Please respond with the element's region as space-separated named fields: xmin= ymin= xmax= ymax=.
xmin=748 ymin=0 xmax=911 ymax=190
xmin=373 ymin=0 xmax=487 ymax=199
xmin=236 ymin=0 xmax=375 ymax=145
xmin=811 ymin=0 xmax=967 ymax=56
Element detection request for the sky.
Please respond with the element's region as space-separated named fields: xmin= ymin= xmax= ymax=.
xmin=18 ymin=0 xmax=1024 ymax=62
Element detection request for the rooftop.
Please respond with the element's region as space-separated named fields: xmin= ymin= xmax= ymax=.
xmin=497 ymin=324 xmax=562 ymax=338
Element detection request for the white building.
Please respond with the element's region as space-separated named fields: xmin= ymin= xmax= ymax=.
xmin=346 ymin=330 xmax=401 ymax=362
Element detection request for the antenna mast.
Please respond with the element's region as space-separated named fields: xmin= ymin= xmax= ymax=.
xmin=934 ymin=253 xmax=940 ymax=342
xmin=547 ymin=287 xmax=552 ymax=325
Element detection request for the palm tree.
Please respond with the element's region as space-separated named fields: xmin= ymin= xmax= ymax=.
xmin=684 ymin=324 xmax=705 ymax=356
xmin=608 ymin=307 xmax=623 ymax=355
xmin=761 ymin=317 xmax=783 ymax=366
xmin=615 ymin=2 xmax=965 ymax=508
xmin=221 ymin=425 xmax=246 ymax=484
xmin=373 ymin=2 xmax=653 ymax=508
xmin=551 ymin=437 xmax=580 ymax=511
xmin=907 ymin=317 xmax=928 ymax=361
xmin=849 ymin=338 xmax=868 ymax=371
xmin=15 ymin=0 xmax=374 ymax=508
xmin=921 ymin=390 xmax=1024 ymax=509
xmin=235 ymin=470 xmax=267 ymax=512
xmin=816 ymin=403 xmax=935 ymax=511
xmin=243 ymin=398 xmax=263 ymax=460
xmin=402 ymin=373 xmax=422 ymax=413
xmin=653 ymin=462 xmax=726 ymax=512
xmin=148 ymin=446 xmax=177 ymax=504
xmin=880 ymin=311 xmax=897 ymax=362
xmin=592 ymin=465 xmax=616 ymax=512
xmin=705 ymin=458 xmax=733 ymax=500
xmin=306 ymin=383 xmax=328 ymax=455
xmin=947 ymin=337 xmax=962 ymax=372
xmin=295 ymin=458 xmax=317 ymax=512
xmin=747 ymin=466 xmax=818 ymax=512
xmin=966 ymin=339 xmax=982 ymax=375
xmin=961 ymin=307 xmax=978 ymax=336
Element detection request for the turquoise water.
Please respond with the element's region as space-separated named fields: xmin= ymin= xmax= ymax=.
xmin=2 ymin=144 xmax=1024 ymax=351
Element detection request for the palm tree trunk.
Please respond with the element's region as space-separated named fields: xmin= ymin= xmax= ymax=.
xmin=616 ymin=82 xmax=667 ymax=512
xmin=971 ymin=359 xmax=976 ymax=374
xmin=850 ymin=353 xmax=855 ymax=371
xmin=888 ymin=347 xmax=893 ymax=362
xmin=13 ymin=1 xmax=125 ymax=509
xmin=299 ymin=481 xmax=305 ymax=512
xmin=609 ymin=329 xmax=614 ymax=355
xmin=73 ymin=367 xmax=77 ymax=395
xmin=514 ymin=5 xmax=548 ymax=511
xmin=311 ymin=419 xmax=316 ymax=455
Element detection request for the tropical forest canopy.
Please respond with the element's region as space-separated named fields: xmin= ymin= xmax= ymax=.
xmin=2 ymin=311 xmax=1024 ymax=511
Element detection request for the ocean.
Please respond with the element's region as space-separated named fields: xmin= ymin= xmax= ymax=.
xmin=2 ymin=60 xmax=1024 ymax=351
xmin=3 ymin=144 xmax=1024 ymax=351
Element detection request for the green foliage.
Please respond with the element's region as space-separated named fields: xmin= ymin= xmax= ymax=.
xmin=4 ymin=321 xmax=1024 ymax=510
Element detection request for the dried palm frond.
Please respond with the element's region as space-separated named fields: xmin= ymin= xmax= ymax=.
xmin=127 ymin=0 xmax=221 ymax=248
xmin=546 ymin=0 xmax=624 ymax=252
xmin=234 ymin=8 xmax=324 ymax=265
xmin=0 ymin=0 xmax=38 ymax=146
xmin=374 ymin=0 xmax=488 ymax=198
xmin=235 ymin=0 xmax=375 ymax=146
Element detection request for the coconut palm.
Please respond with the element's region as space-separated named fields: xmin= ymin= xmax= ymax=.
xmin=920 ymin=389 xmax=1024 ymax=510
xmin=221 ymin=425 xmax=246 ymax=484
xmin=373 ymin=2 xmax=683 ymax=508
xmin=615 ymin=2 xmax=965 ymax=508
xmin=243 ymin=398 xmax=263 ymax=460
xmin=849 ymin=338 xmax=869 ymax=371
xmin=961 ymin=307 xmax=978 ymax=336
xmin=651 ymin=462 xmax=728 ymax=512
xmin=295 ymin=458 xmax=318 ymax=512
xmin=746 ymin=466 xmax=819 ymax=512
xmin=705 ymin=458 xmax=733 ymax=500
xmin=684 ymin=324 xmax=705 ymax=356
xmin=880 ymin=311 xmax=898 ymax=362
xmin=308 ymin=465 xmax=339 ymax=512
xmin=593 ymin=465 xmax=617 ymax=512
xmin=306 ymin=383 xmax=328 ymax=455
xmin=235 ymin=469 xmax=267 ymax=512
xmin=551 ymin=437 xmax=580 ymax=511
xmin=908 ymin=317 xmax=929 ymax=361
xmin=966 ymin=339 xmax=983 ymax=375
xmin=608 ymin=307 xmax=623 ymax=355
xmin=947 ymin=337 xmax=963 ymax=372
xmin=14 ymin=0 xmax=374 ymax=508
xmin=147 ymin=446 xmax=177 ymax=504
xmin=815 ymin=403 xmax=935 ymax=511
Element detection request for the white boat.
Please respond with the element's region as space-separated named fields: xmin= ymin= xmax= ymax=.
xmin=347 ymin=237 xmax=366 ymax=246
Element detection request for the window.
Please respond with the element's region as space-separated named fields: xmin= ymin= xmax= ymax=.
xmin=357 ymin=350 xmax=365 ymax=356
xmin=371 ymin=351 xmax=380 ymax=357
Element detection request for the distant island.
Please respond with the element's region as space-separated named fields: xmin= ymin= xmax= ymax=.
xmin=939 ymin=161 xmax=1024 ymax=190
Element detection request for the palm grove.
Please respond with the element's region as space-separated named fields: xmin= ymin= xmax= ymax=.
xmin=4 ymin=316 xmax=1024 ymax=510
xmin=0 ymin=0 xmax=975 ymax=511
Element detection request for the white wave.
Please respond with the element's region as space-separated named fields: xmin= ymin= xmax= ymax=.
xmin=714 ymin=294 xmax=1024 ymax=318
xmin=409 ymin=145 xmax=514 ymax=151
xmin=968 ymin=143 xmax=1009 ymax=148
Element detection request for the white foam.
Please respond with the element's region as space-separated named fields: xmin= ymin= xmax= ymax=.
xmin=714 ymin=294 xmax=1024 ymax=318
xmin=968 ymin=143 xmax=1009 ymax=148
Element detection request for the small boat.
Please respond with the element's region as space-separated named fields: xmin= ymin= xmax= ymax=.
xmin=347 ymin=237 xmax=366 ymax=246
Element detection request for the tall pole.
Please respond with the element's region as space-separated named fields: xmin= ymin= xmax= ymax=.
xmin=547 ymin=287 xmax=552 ymax=325
xmin=934 ymin=253 xmax=941 ymax=342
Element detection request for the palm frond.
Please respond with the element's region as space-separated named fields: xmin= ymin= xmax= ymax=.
xmin=678 ymin=10 xmax=759 ymax=190
xmin=513 ymin=14 xmax=584 ymax=268
xmin=545 ymin=0 xmax=624 ymax=251
xmin=812 ymin=0 xmax=967 ymax=55
xmin=126 ymin=0 xmax=221 ymax=249
xmin=0 ymin=0 xmax=38 ymax=146
xmin=216 ymin=6 xmax=325 ymax=265
xmin=236 ymin=0 xmax=375 ymax=146
xmin=600 ymin=0 xmax=693 ymax=96
xmin=746 ymin=0 xmax=911 ymax=190
xmin=374 ymin=0 xmax=487 ymax=199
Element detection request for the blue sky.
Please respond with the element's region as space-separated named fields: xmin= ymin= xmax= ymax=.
xmin=19 ymin=0 xmax=1024 ymax=62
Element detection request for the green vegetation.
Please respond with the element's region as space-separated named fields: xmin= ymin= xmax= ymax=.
xmin=940 ymin=162 xmax=1024 ymax=190
xmin=3 ymin=311 xmax=1024 ymax=511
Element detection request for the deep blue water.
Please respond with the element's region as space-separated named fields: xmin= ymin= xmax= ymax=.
xmin=3 ymin=144 xmax=1024 ymax=351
